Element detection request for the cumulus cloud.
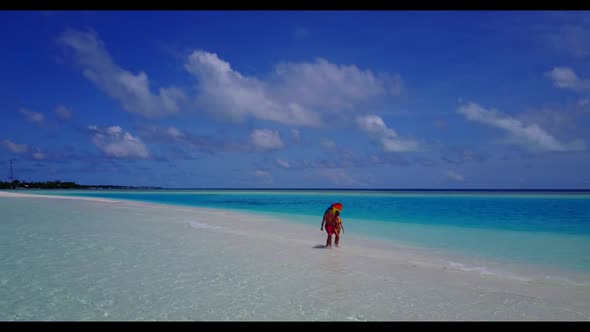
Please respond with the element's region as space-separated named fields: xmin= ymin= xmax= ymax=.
xmin=55 ymin=104 xmax=73 ymax=120
xmin=184 ymin=50 xmax=403 ymax=127
xmin=249 ymin=129 xmax=284 ymax=151
xmin=457 ymin=102 xmax=585 ymax=152
xmin=356 ymin=114 xmax=420 ymax=152
xmin=275 ymin=158 xmax=291 ymax=169
xmin=88 ymin=125 xmax=150 ymax=159
xmin=545 ymin=66 xmax=590 ymax=94
xmin=446 ymin=170 xmax=465 ymax=182
xmin=19 ymin=108 xmax=44 ymax=124
xmin=185 ymin=50 xmax=320 ymax=126
xmin=546 ymin=67 xmax=579 ymax=88
xmin=272 ymin=58 xmax=405 ymax=108
xmin=59 ymin=28 xmax=186 ymax=118
xmin=1 ymin=139 xmax=28 ymax=153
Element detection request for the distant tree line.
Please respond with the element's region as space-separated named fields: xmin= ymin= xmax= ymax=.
xmin=0 ymin=180 xmax=161 ymax=190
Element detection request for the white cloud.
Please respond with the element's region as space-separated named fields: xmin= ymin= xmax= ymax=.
xmin=515 ymin=13 xmax=590 ymax=59
xmin=518 ymin=108 xmax=575 ymax=135
xmin=273 ymin=58 xmax=405 ymax=109
xmin=185 ymin=50 xmax=320 ymax=126
xmin=88 ymin=125 xmax=150 ymax=159
xmin=141 ymin=125 xmax=188 ymax=142
xmin=184 ymin=50 xmax=403 ymax=127
xmin=356 ymin=114 xmax=420 ymax=152
xmin=457 ymin=102 xmax=585 ymax=152
xmin=163 ymin=126 xmax=185 ymax=140
xmin=254 ymin=169 xmax=271 ymax=178
xmin=357 ymin=114 xmax=397 ymax=138
xmin=1 ymin=139 xmax=28 ymax=153
xmin=249 ymin=129 xmax=284 ymax=151
xmin=545 ymin=66 xmax=590 ymax=93
xmin=446 ymin=170 xmax=465 ymax=182
xmin=545 ymin=24 xmax=590 ymax=58
xmin=59 ymin=28 xmax=186 ymax=118
xmin=546 ymin=67 xmax=579 ymax=88
xmin=32 ymin=149 xmax=46 ymax=160
xmin=1 ymin=140 xmax=47 ymax=160
xmin=276 ymin=158 xmax=291 ymax=169
xmin=579 ymin=98 xmax=590 ymax=106
xmin=19 ymin=108 xmax=44 ymax=124
xmin=381 ymin=138 xmax=420 ymax=152
xmin=55 ymin=104 xmax=72 ymax=120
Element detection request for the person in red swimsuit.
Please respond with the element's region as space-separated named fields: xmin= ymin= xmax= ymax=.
xmin=320 ymin=206 xmax=337 ymax=248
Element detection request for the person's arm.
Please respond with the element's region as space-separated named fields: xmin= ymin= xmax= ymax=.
xmin=321 ymin=214 xmax=326 ymax=230
xmin=341 ymin=221 xmax=344 ymax=233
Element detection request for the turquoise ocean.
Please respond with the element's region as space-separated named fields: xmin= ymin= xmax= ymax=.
xmin=22 ymin=189 xmax=590 ymax=275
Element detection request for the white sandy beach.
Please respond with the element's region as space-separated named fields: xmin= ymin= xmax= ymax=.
xmin=0 ymin=191 xmax=589 ymax=321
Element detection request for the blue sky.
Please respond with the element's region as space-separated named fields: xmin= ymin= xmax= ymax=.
xmin=1 ymin=11 xmax=589 ymax=188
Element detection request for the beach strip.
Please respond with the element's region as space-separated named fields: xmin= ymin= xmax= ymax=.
xmin=1 ymin=190 xmax=589 ymax=320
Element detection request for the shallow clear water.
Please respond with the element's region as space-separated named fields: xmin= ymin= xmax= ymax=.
xmin=1 ymin=192 xmax=589 ymax=321
xmin=18 ymin=189 xmax=590 ymax=273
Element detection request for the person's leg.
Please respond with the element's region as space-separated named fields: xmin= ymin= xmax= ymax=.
xmin=334 ymin=230 xmax=340 ymax=247
xmin=325 ymin=225 xmax=333 ymax=247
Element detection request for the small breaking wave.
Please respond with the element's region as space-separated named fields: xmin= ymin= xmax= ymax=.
xmin=185 ymin=220 xmax=226 ymax=231
xmin=448 ymin=261 xmax=532 ymax=282
xmin=540 ymin=275 xmax=590 ymax=287
xmin=447 ymin=261 xmax=590 ymax=287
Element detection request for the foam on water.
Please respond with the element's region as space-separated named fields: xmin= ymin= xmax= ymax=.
xmin=185 ymin=220 xmax=226 ymax=231
xmin=447 ymin=262 xmax=532 ymax=282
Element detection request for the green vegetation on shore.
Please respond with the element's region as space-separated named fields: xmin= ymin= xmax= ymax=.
xmin=0 ymin=180 xmax=161 ymax=190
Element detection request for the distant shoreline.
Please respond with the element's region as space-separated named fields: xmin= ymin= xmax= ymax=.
xmin=5 ymin=187 xmax=590 ymax=192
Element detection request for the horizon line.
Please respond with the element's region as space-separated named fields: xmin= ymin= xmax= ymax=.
xmin=16 ymin=187 xmax=590 ymax=192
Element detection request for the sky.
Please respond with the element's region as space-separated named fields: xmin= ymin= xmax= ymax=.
xmin=1 ymin=10 xmax=589 ymax=189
